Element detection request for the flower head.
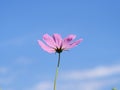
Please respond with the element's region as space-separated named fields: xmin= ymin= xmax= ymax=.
xmin=38 ymin=33 xmax=83 ymax=53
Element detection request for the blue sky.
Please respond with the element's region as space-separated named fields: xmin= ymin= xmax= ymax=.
xmin=0 ymin=0 xmax=120 ymax=90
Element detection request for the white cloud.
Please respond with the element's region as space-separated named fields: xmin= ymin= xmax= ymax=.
xmin=61 ymin=65 xmax=120 ymax=80
xmin=0 ymin=32 xmax=36 ymax=48
xmin=26 ymin=78 xmax=119 ymax=90
xmin=0 ymin=67 xmax=8 ymax=74
xmin=0 ymin=78 xmax=13 ymax=85
xmin=0 ymin=37 xmax=25 ymax=47
xmin=0 ymin=67 xmax=14 ymax=85
xmin=15 ymin=57 xmax=33 ymax=65
xmin=27 ymin=81 xmax=53 ymax=90
xmin=65 ymin=78 xmax=119 ymax=90
xmin=26 ymin=65 xmax=120 ymax=90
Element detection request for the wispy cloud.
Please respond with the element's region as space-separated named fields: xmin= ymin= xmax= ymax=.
xmin=0 ymin=67 xmax=8 ymax=74
xmin=15 ymin=56 xmax=33 ymax=65
xmin=27 ymin=81 xmax=53 ymax=90
xmin=26 ymin=78 xmax=119 ymax=90
xmin=61 ymin=64 xmax=120 ymax=80
xmin=0 ymin=32 xmax=37 ymax=48
xmin=26 ymin=64 xmax=120 ymax=90
xmin=0 ymin=67 xmax=14 ymax=85
xmin=0 ymin=77 xmax=13 ymax=85
xmin=0 ymin=37 xmax=25 ymax=47
xmin=58 ymin=78 xmax=119 ymax=90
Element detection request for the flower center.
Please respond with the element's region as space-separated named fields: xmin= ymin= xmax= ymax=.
xmin=55 ymin=48 xmax=63 ymax=53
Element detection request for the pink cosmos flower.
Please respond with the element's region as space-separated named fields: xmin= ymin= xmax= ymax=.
xmin=38 ymin=33 xmax=83 ymax=53
xmin=38 ymin=33 xmax=83 ymax=90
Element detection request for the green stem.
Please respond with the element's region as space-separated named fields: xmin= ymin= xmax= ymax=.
xmin=54 ymin=53 xmax=61 ymax=90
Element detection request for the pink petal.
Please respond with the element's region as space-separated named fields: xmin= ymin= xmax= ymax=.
xmin=68 ymin=38 xmax=83 ymax=48
xmin=64 ymin=34 xmax=76 ymax=43
xmin=43 ymin=34 xmax=56 ymax=48
xmin=53 ymin=34 xmax=62 ymax=48
xmin=38 ymin=40 xmax=55 ymax=53
xmin=62 ymin=34 xmax=76 ymax=49
xmin=63 ymin=38 xmax=83 ymax=50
